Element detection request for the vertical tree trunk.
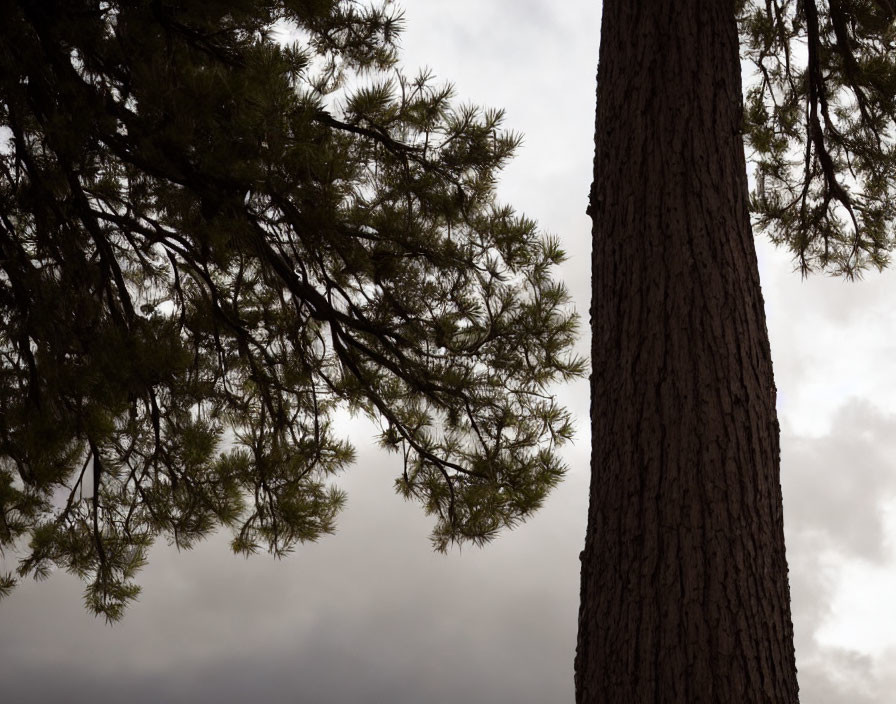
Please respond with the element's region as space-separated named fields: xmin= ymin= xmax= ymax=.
xmin=575 ymin=1 xmax=800 ymax=702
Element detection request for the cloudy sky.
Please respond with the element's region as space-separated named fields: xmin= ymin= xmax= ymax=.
xmin=3 ymin=2 xmax=896 ymax=702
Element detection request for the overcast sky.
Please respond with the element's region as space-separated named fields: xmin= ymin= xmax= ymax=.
xmin=3 ymin=2 xmax=896 ymax=702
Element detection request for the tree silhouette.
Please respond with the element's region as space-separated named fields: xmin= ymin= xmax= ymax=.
xmin=0 ymin=0 xmax=583 ymax=620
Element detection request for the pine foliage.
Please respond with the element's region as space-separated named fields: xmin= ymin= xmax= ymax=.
xmin=741 ymin=0 xmax=896 ymax=276
xmin=0 ymin=0 xmax=584 ymax=619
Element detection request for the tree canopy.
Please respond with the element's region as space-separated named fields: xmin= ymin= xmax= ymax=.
xmin=740 ymin=0 xmax=896 ymax=275
xmin=0 ymin=0 xmax=583 ymax=619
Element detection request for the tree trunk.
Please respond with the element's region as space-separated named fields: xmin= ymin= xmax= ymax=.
xmin=575 ymin=1 xmax=800 ymax=702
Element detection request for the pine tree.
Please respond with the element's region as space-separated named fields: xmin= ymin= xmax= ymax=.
xmin=576 ymin=0 xmax=895 ymax=701
xmin=0 ymin=0 xmax=584 ymax=620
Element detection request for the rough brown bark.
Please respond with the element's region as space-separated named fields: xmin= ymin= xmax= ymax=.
xmin=575 ymin=1 xmax=800 ymax=702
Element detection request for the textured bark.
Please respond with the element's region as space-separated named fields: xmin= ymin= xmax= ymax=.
xmin=575 ymin=1 xmax=800 ymax=702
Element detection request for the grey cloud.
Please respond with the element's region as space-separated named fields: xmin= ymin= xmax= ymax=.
xmin=795 ymin=645 xmax=896 ymax=704
xmin=1 ymin=435 xmax=590 ymax=703
xmin=782 ymin=401 xmax=896 ymax=562
xmin=760 ymin=237 xmax=896 ymax=420
xmin=782 ymin=401 xmax=896 ymax=702
xmin=796 ymin=650 xmax=880 ymax=704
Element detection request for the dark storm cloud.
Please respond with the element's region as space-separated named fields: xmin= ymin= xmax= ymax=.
xmin=1 ymin=428 xmax=591 ymax=704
